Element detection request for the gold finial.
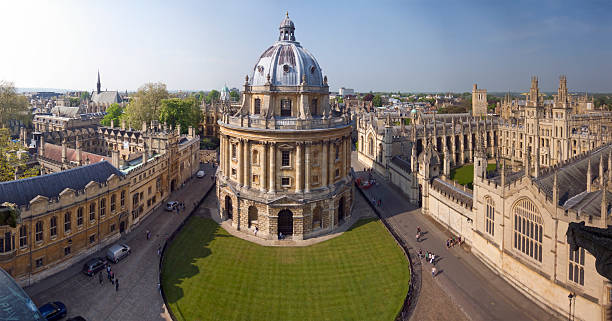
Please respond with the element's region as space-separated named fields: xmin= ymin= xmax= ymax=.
xmin=286 ymin=11 xmax=289 ymax=18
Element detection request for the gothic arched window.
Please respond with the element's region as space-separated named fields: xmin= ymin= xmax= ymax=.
xmin=513 ymin=198 xmax=543 ymax=262
xmin=485 ymin=197 xmax=494 ymax=236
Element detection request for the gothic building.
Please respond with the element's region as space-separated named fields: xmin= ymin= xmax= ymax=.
xmin=88 ymin=71 xmax=123 ymax=113
xmin=216 ymin=14 xmax=353 ymax=240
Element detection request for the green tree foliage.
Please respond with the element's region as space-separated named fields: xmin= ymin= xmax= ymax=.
xmin=201 ymin=136 xmax=220 ymax=150
xmin=229 ymin=90 xmax=240 ymax=101
xmin=336 ymin=96 xmax=344 ymax=104
xmin=194 ymin=91 xmax=206 ymax=104
xmin=0 ymin=81 xmax=30 ymax=128
xmin=158 ymin=97 xmax=202 ymax=134
xmin=205 ymin=90 xmax=220 ymax=104
xmin=0 ymin=203 xmax=19 ymax=228
xmin=80 ymin=91 xmax=90 ymax=101
xmin=69 ymin=97 xmax=80 ymax=107
xmin=0 ymin=128 xmax=38 ymax=182
xmin=101 ymin=103 xmax=124 ymax=127
xmin=123 ymin=83 xmax=169 ymax=128
xmin=372 ymin=94 xmax=382 ymax=107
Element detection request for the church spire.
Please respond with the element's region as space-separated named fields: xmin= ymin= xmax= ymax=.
xmin=97 ymin=70 xmax=101 ymax=94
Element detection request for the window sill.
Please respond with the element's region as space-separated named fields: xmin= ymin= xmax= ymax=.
xmin=280 ymin=166 xmax=293 ymax=170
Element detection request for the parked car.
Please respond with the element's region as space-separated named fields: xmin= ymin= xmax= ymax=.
xmin=165 ymin=201 xmax=178 ymax=211
xmin=38 ymin=301 xmax=67 ymax=321
xmin=106 ymin=244 xmax=131 ymax=263
xmin=82 ymin=257 xmax=106 ymax=276
xmin=67 ymin=316 xmax=86 ymax=321
xmin=196 ymin=170 xmax=206 ymax=178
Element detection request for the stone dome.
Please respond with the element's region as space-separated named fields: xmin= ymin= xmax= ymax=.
xmin=250 ymin=14 xmax=323 ymax=87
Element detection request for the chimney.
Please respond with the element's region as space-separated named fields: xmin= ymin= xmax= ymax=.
xmin=177 ymin=124 xmax=181 ymax=135
xmin=61 ymin=139 xmax=67 ymax=164
xmin=76 ymin=137 xmax=82 ymax=165
xmin=142 ymin=121 xmax=147 ymax=132
xmin=111 ymin=148 xmax=120 ymax=168
xmin=39 ymin=135 xmax=45 ymax=156
xmin=110 ymin=119 xmax=114 ymax=128
xmin=121 ymin=120 xmax=126 ymax=130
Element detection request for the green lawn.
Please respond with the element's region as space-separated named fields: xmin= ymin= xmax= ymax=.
xmin=450 ymin=163 xmax=497 ymax=189
xmin=162 ymin=217 xmax=410 ymax=321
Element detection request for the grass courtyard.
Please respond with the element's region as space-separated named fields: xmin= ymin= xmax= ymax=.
xmin=450 ymin=163 xmax=497 ymax=189
xmin=161 ymin=217 xmax=410 ymax=321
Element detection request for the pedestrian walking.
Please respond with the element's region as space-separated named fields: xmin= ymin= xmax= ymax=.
xmin=417 ymin=226 xmax=421 ymax=234
xmin=446 ymin=239 xmax=450 ymax=248
xmin=416 ymin=233 xmax=420 ymax=242
xmin=430 ymin=253 xmax=435 ymax=264
xmin=146 ymin=230 xmax=150 ymax=240
xmin=115 ymin=278 xmax=119 ymax=292
xmin=157 ymin=247 xmax=161 ymax=256
xmin=111 ymin=271 xmax=115 ymax=284
xmin=432 ymin=267 xmax=437 ymax=277
xmin=98 ymin=271 xmax=103 ymax=285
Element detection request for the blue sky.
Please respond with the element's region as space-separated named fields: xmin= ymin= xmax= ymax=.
xmin=0 ymin=0 xmax=610 ymax=92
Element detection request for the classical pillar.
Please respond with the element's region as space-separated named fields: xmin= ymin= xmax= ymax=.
xmin=269 ymin=143 xmax=276 ymax=193
xmin=322 ymin=140 xmax=328 ymax=187
xmin=244 ymin=140 xmax=250 ymax=189
xmin=225 ymin=136 xmax=231 ymax=177
xmin=237 ymin=139 xmax=244 ymax=186
xmin=304 ymin=143 xmax=311 ymax=193
xmin=295 ymin=142 xmax=303 ymax=193
xmin=261 ymin=142 xmax=268 ymax=193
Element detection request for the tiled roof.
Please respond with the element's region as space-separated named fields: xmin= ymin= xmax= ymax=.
xmin=0 ymin=161 xmax=123 ymax=206
xmin=562 ymin=189 xmax=612 ymax=217
xmin=42 ymin=143 xmax=109 ymax=164
xmin=91 ymin=91 xmax=122 ymax=105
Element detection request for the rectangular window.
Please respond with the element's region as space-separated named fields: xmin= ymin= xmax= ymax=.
xmin=121 ymin=190 xmax=125 ymax=207
xmin=35 ymin=258 xmax=44 ymax=268
xmin=254 ymin=98 xmax=261 ymax=114
xmin=280 ymin=99 xmax=292 ymax=117
xmin=64 ymin=212 xmax=71 ymax=234
xmin=148 ymin=187 xmax=152 ymax=195
xmin=252 ymin=174 xmax=259 ymax=185
xmin=312 ymin=175 xmax=319 ymax=185
xmin=335 ymin=168 xmax=340 ymax=178
xmin=35 ymin=222 xmax=43 ymax=242
xmin=311 ymin=98 xmax=318 ymax=116
xmin=89 ymin=235 xmax=95 ymax=244
xmin=281 ymin=151 xmax=290 ymax=167
xmin=77 ymin=207 xmax=83 ymax=227
xmin=64 ymin=247 xmax=71 ymax=256
xmin=486 ymin=199 xmax=495 ymax=237
xmin=231 ymin=168 xmax=237 ymax=176
xmin=89 ymin=203 xmax=96 ymax=221
xmin=50 ymin=217 xmax=57 ymax=237
xmin=110 ymin=224 xmax=116 ymax=233
xmin=569 ymin=247 xmax=585 ymax=286
xmin=231 ymin=144 xmax=237 ymax=159
xmin=281 ymin=177 xmax=290 ymax=186
xmin=100 ymin=198 xmax=106 ymax=217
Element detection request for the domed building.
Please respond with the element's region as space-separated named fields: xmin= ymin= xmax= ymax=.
xmin=216 ymin=13 xmax=353 ymax=240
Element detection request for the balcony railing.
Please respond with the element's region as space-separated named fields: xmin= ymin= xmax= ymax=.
xmin=221 ymin=114 xmax=352 ymax=130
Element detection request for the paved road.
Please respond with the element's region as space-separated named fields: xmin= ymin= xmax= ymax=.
xmin=26 ymin=163 xmax=216 ymax=321
xmin=352 ymin=152 xmax=559 ymax=321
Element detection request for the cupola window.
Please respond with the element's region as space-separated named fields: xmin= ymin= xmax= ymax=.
xmin=280 ymin=99 xmax=292 ymax=117
xmin=283 ymin=64 xmax=290 ymax=73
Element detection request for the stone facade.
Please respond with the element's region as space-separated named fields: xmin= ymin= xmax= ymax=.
xmin=216 ymin=14 xmax=353 ymax=240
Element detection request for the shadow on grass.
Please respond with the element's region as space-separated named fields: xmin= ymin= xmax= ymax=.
xmin=161 ymin=217 xmax=229 ymax=319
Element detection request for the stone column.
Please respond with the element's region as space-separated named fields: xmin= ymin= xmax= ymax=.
xmin=237 ymin=139 xmax=244 ymax=187
xmin=225 ymin=136 xmax=231 ymax=178
xmin=261 ymin=142 xmax=268 ymax=193
xmin=345 ymin=137 xmax=351 ymax=178
xmin=322 ymin=140 xmax=328 ymax=187
xmin=244 ymin=140 xmax=250 ymax=189
xmin=295 ymin=142 xmax=303 ymax=193
xmin=269 ymin=143 xmax=276 ymax=193
xmin=305 ymin=143 xmax=311 ymax=193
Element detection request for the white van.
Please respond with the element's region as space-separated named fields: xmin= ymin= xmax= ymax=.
xmin=106 ymin=244 xmax=131 ymax=263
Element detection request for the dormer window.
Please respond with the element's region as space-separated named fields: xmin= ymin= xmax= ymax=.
xmin=310 ymin=66 xmax=316 ymax=74
xmin=257 ymin=66 xmax=264 ymax=74
xmin=283 ymin=64 xmax=290 ymax=73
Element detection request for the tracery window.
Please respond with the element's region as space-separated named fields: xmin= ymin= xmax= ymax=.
xmin=513 ymin=198 xmax=543 ymax=262
xmin=569 ymin=247 xmax=585 ymax=286
xmin=485 ymin=197 xmax=495 ymax=236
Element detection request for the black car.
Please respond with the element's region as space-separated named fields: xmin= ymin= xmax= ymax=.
xmin=82 ymin=257 xmax=106 ymax=276
xmin=38 ymin=301 xmax=67 ymax=321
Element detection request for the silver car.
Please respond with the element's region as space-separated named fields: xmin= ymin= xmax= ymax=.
xmin=106 ymin=244 xmax=131 ymax=263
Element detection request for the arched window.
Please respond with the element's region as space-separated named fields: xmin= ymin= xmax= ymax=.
xmin=485 ymin=197 xmax=495 ymax=236
xmin=254 ymin=98 xmax=261 ymax=115
xmin=64 ymin=212 xmax=71 ymax=233
xmin=35 ymin=221 xmax=43 ymax=242
xmin=19 ymin=226 xmax=27 ymax=248
xmin=368 ymin=137 xmax=374 ymax=156
xmin=569 ymin=247 xmax=585 ymax=286
xmin=513 ymin=198 xmax=543 ymax=262
xmin=50 ymin=216 xmax=57 ymax=237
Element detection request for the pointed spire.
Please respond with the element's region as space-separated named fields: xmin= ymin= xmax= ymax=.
xmin=553 ymin=170 xmax=559 ymax=205
xmin=97 ymin=70 xmax=101 ymax=94
xmin=501 ymin=158 xmax=506 ymax=187
xmin=587 ymin=157 xmax=593 ymax=192
xmin=600 ymin=153 xmax=605 ymax=186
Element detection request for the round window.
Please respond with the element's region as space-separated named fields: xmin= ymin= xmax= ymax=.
xmin=283 ymin=64 xmax=290 ymax=73
xmin=257 ymin=66 xmax=264 ymax=74
xmin=310 ymin=66 xmax=316 ymax=74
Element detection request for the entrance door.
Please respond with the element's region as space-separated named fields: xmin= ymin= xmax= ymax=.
xmin=119 ymin=221 xmax=126 ymax=233
xmin=171 ymin=179 xmax=176 ymax=192
xmin=338 ymin=197 xmax=345 ymax=221
xmin=225 ymin=196 xmax=233 ymax=220
xmin=278 ymin=210 xmax=293 ymax=236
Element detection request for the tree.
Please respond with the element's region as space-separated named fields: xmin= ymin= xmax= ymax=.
xmin=194 ymin=91 xmax=206 ymax=104
xmin=80 ymin=91 xmax=90 ymax=101
xmin=123 ymin=83 xmax=169 ymax=128
xmin=101 ymin=103 xmax=124 ymax=127
xmin=0 ymin=81 xmax=30 ymax=128
xmin=363 ymin=93 xmax=374 ymax=101
xmin=205 ymin=90 xmax=220 ymax=104
xmin=372 ymin=94 xmax=382 ymax=107
xmin=229 ymin=89 xmax=240 ymax=101
xmin=69 ymin=97 xmax=80 ymax=107
xmin=158 ymin=97 xmax=202 ymax=134
xmin=336 ymin=96 xmax=344 ymax=104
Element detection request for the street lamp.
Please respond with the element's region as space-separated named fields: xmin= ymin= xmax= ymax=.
xmin=567 ymin=293 xmax=574 ymax=321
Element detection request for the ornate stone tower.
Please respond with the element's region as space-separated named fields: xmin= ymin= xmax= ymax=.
xmin=472 ymin=83 xmax=487 ymax=117
xmin=216 ymin=14 xmax=353 ymax=240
